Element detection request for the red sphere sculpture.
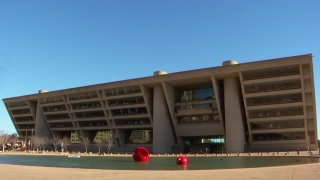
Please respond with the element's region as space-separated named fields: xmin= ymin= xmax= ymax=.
xmin=133 ymin=146 xmax=150 ymax=162
xmin=176 ymin=155 xmax=188 ymax=166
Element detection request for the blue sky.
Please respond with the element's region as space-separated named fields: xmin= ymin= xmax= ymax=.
xmin=0 ymin=0 xmax=319 ymax=136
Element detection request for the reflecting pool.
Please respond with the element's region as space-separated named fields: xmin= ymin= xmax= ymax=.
xmin=0 ymin=155 xmax=319 ymax=170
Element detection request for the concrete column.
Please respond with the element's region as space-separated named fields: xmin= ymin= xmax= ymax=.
xmin=152 ymin=84 xmax=175 ymax=153
xmin=35 ymin=103 xmax=52 ymax=138
xmin=224 ymin=77 xmax=246 ymax=153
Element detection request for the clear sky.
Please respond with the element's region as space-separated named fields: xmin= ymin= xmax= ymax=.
xmin=0 ymin=0 xmax=319 ymax=136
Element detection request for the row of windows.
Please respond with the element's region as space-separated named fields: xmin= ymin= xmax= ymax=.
xmin=105 ymin=85 xmax=141 ymax=96
xmin=68 ymin=91 xmax=98 ymax=101
xmin=246 ymin=93 xmax=303 ymax=106
xmin=46 ymin=113 xmax=70 ymax=120
xmin=17 ymin=124 xmax=35 ymax=129
xmin=250 ymin=119 xmax=304 ymax=130
xmin=8 ymin=101 xmax=28 ymax=108
xmin=78 ymin=120 xmax=108 ymax=127
xmin=125 ymin=129 xmax=152 ymax=144
xmin=11 ymin=108 xmax=31 ymax=115
xmin=242 ymin=65 xmax=300 ymax=81
xmin=115 ymin=118 xmax=151 ymax=126
xmin=42 ymin=105 xmax=67 ymax=112
xmin=108 ymin=96 xmax=144 ymax=107
xmin=71 ymin=131 xmax=112 ymax=144
xmin=72 ymin=101 xmax=102 ymax=110
xmin=175 ymin=103 xmax=214 ymax=112
xmin=252 ymin=131 xmax=305 ymax=141
xmin=75 ymin=111 xmax=105 ymax=119
xmin=39 ymin=86 xmax=141 ymax=105
xmin=15 ymin=116 xmax=34 ymax=122
xmin=49 ymin=122 xmax=73 ymax=128
xmin=175 ymin=87 xmax=214 ymax=102
xmin=244 ymin=79 xmax=301 ymax=94
xmin=40 ymin=96 xmax=63 ymax=104
xmin=177 ymin=114 xmax=219 ymax=124
xmin=248 ymin=106 xmax=303 ymax=119
xmin=111 ymin=107 xmax=148 ymax=116
xmin=20 ymin=131 xmax=34 ymax=137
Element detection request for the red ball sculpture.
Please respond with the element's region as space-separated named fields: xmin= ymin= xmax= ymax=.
xmin=133 ymin=146 xmax=150 ymax=162
xmin=176 ymin=155 xmax=188 ymax=166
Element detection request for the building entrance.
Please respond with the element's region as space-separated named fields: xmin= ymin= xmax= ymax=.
xmin=183 ymin=136 xmax=225 ymax=153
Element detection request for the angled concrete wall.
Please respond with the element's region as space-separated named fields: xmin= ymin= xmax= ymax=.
xmin=35 ymin=103 xmax=52 ymax=138
xmin=224 ymin=77 xmax=246 ymax=152
xmin=152 ymin=84 xmax=175 ymax=153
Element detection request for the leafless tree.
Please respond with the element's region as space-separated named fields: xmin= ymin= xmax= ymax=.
xmin=60 ymin=136 xmax=70 ymax=153
xmin=95 ymin=138 xmax=104 ymax=154
xmin=51 ymin=136 xmax=62 ymax=152
xmin=9 ymin=134 xmax=18 ymax=151
xmin=0 ymin=133 xmax=10 ymax=152
xmin=104 ymin=133 xmax=113 ymax=154
xmin=39 ymin=136 xmax=48 ymax=151
xmin=31 ymin=136 xmax=47 ymax=151
xmin=81 ymin=137 xmax=90 ymax=153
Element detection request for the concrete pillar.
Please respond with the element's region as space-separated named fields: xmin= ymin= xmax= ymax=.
xmin=35 ymin=103 xmax=52 ymax=138
xmin=152 ymin=84 xmax=175 ymax=153
xmin=224 ymin=77 xmax=246 ymax=152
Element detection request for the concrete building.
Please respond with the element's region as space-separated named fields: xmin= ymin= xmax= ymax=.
xmin=2 ymin=54 xmax=318 ymax=153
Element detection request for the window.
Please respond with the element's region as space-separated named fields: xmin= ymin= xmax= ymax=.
xmin=125 ymin=129 xmax=152 ymax=144
xmin=250 ymin=119 xmax=304 ymax=130
xmin=252 ymin=131 xmax=305 ymax=141
xmin=246 ymin=93 xmax=302 ymax=106
xmin=248 ymin=106 xmax=303 ymax=119
xmin=242 ymin=65 xmax=300 ymax=81
xmin=175 ymin=87 xmax=214 ymax=102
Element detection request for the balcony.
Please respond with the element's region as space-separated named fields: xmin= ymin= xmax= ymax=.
xmin=177 ymin=114 xmax=219 ymax=124
xmin=75 ymin=111 xmax=105 ymax=119
xmin=68 ymin=91 xmax=99 ymax=101
xmin=105 ymin=85 xmax=141 ymax=97
xmin=252 ymin=131 xmax=306 ymax=142
xmin=40 ymin=96 xmax=64 ymax=104
xmin=115 ymin=118 xmax=151 ymax=128
xmin=45 ymin=113 xmax=70 ymax=121
xmin=248 ymin=106 xmax=303 ymax=119
xmin=111 ymin=107 xmax=148 ymax=117
xmin=17 ymin=124 xmax=35 ymax=130
xmin=242 ymin=65 xmax=300 ymax=81
xmin=78 ymin=120 xmax=108 ymax=130
xmin=49 ymin=122 xmax=74 ymax=130
xmin=11 ymin=108 xmax=31 ymax=116
xmin=244 ymin=79 xmax=301 ymax=94
xmin=250 ymin=119 xmax=305 ymax=131
xmin=246 ymin=93 xmax=303 ymax=106
xmin=175 ymin=102 xmax=217 ymax=116
xmin=42 ymin=105 xmax=67 ymax=113
xmin=15 ymin=116 xmax=34 ymax=123
xmin=107 ymin=96 xmax=144 ymax=107
xmin=175 ymin=87 xmax=214 ymax=103
xmin=8 ymin=101 xmax=28 ymax=109
xmin=71 ymin=101 xmax=102 ymax=111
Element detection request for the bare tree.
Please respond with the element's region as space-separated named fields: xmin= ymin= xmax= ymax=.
xmin=104 ymin=133 xmax=113 ymax=154
xmin=95 ymin=138 xmax=104 ymax=155
xmin=38 ymin=136 xmax=48 ymax=151
xmin=51 ymin=136 xmax=62 ymax=152
xmin=0 ymin=133 xmax=10 ymax=152
xmin=31 ymin=136 xmax=46 ymax=152
xmin=9 ymin=134 xmax=18 ymax=151
xmin=81 ymin=137 xmax=90 ymax=153
xmin=60 ymin=136 xmax=70 ymax=153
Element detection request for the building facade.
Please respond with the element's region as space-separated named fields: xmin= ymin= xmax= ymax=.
xmin=3 ymin=54 xmax=318 ymax=153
